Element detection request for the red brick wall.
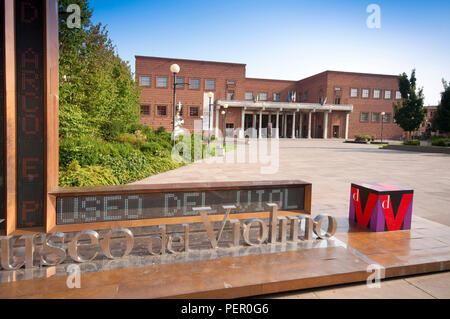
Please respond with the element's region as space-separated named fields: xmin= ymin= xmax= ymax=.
xmin=296 ymin=72 xmax=328 ymax=103
xmin=326 ymin=71 xmax=404 ymax=140
xmin=136 ymin=56 xmax=246 ymax=131
xmin=244 ymin=78 xmax=298 ymax=102
xmin=216 ymin=107 xmax=243 ymax=135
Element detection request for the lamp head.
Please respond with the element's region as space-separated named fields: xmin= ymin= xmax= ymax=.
xmin=221 ymin=111 xmax=226 ymax=115
xmin=381 ymin=112 xmax=386 ymax=116
xmin=208 ymin=92 xmax=214 ymax=99
xmin=224 ymin=104 xmax=229 ymax=109
xmin=170 ymin=64 xmax=180 ymax=74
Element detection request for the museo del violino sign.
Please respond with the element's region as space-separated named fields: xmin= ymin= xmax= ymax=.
xmin=0 ymin=205 xmax=337 ymax=270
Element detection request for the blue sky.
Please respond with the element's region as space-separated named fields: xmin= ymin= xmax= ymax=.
xmin=88 ymin=0 xmax=450 ymax=105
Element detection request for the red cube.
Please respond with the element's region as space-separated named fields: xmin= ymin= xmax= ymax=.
xmin=349 ymin=183 xmax=414 ymax=232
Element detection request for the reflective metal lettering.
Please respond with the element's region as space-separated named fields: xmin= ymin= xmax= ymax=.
xmin=68 ymin=230 xmax=100 ymax=263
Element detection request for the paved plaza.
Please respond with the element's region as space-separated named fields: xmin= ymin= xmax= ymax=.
xmin=136 ymin=139 xmax=450 ymax=226
xmin=135 ymin=139 xmax=450 ymax=299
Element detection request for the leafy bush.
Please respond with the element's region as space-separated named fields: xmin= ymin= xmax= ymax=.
xmin=156 ymin=126 xmax=167 ymax=134
xmin=117 ymin=132 xmax=146 ymax=147
xmin=431 ymin=137 xmax=450 ymax=147
xmin=354 ymin=134 xmax=371 ymax=142
xmin=404 ymin=140 xmax=420 ymax=146
xmin=140 ymin=142 xmax=169 ymax=157
xmin=59 ymin=161 xmax=119 ymax=187
xmin=60 ymin=136 xmax=104 ymax=168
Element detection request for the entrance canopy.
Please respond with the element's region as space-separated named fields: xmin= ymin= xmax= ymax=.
xmin=215 ymin=100 xmax=353 ymax=139
xmin=216 ymin=100 xmax=354 ymax=113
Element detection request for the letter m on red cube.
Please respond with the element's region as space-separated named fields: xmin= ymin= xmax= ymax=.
xmin=349 ymin=183 xmax=414 ymax=232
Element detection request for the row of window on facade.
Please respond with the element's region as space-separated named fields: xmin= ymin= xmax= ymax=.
xmin=139 ymin=75 xmax=217 ymax=90
xmin=243 ymin=92 xmax=281 ymax=101
xmin=140 ymin=105 xmax=200 ymax=117
xmin=349 ymin=88 xmax=402 ymax=100
xmin=360 ymin=112 xmax=392 ymax=123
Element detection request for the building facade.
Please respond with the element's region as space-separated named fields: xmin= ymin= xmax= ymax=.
xmin=136 ymin=56 xmax=404 ymax=140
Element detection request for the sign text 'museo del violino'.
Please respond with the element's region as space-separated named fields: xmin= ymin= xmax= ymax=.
xmin=0 ymin=203 xmax=337 ymax=270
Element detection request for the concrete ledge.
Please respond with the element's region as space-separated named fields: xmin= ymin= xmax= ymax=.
xmin=382 ymin=145 xmax=450 ymax=154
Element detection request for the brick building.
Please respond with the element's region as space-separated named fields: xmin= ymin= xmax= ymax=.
xmin=136 ymin=56 xmax=405 ymax=140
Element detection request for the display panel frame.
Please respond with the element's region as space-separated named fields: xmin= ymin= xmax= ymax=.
xmin=0 ymin=0 xmax=5 ymax=230
xmin=2 ymin=0 xmax=59 ymax=236
xmin=48 ymin=181 xmax=312 ymax=233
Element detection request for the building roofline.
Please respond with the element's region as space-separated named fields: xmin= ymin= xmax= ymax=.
xmin=324 ymin=70 xmax=399 ymax=78
xmin=135 ymin=56 xmax=400 ymax=80
xmin=245 ymin=77 xmax=298 ymax=83
xmin=135 ymin=55 xmax=247 ymax=67
xmin=297 ymin=70 xmax=399 ymax=83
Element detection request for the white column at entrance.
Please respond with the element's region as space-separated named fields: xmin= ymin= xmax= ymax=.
xmin=268 ymin=112 xmax=272 ymax=138
xmin=291 ymin=112 xmax=296 ymax=139
xmin=215 ymin=106 xmax=220 ymax=137
xmin=283 ymin=112 xmax=287 ymax=138
xmin=323 ymin=111 xmax=329 ymax=139
xmin=308 ymin=112 xmax=312 ymax=139
xmin=240 ymin=108 xmax=245 ymax=138
xmin=252 ymin=113 xmax=257 ymax=138
xmin=299 ymin=112 xmax=303 ymax=138
xmin=345 ymin=112 xmax=350 ymax=140
xmin=258 ymin=110 xmax=263 ymax=139
xmin=276 ymin=111 xmax=280 ymax=139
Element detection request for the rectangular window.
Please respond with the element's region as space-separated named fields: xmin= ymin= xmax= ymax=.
xmin=383 ymin=113 xmax=391 ymax=123
xmin=303 ymin=92 xmax=308 ymax=101
xmin=245 ymin=92 xmax=253 ymax=100
xmin=396 ymin=91 xmax=402 ymax=99
xmin=351 ymin=88 xmax=358 ymax=98
xmin=140 ymin=105 xmax=150 ymax=115
xmin=140 ymin=76 xmax=151 ymax=87
xmin=260 ymin=92 xmax=267 ymax=101
xmin=373 ymin=89 xmax=381 ymax=99
xmin=157 ymin=76 xmax=168 ymax=88
xmin=176 ymin=77 xmax=185 ymax=89
xmin=273 ymin=93 xmax=281 ymax=101
xmin=205 ymin=79 xmax=215 ymax=90
xmin=157 ymin=105 xmax=167 ymax=116
xmin=362 ymin=89 xmax=370 ymax=98
xmin=190 ymin=107 xmax=199 ymax=117
xmin=372 ymin=112 xmax=380 ymax=123
xmin=190 ymin=78 xmax=200 ymax=89
xmin=360 ymin=112 xmax=369 ymax=122
xmin=226 ymin=91 xmax=235 ymax=101
xmin=384 ymin=90 xmax=392 ymax=99
xmin=334 ymin=96 xmax=341 ymax=105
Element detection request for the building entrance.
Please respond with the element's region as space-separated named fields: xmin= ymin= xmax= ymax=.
xmin=333 ymin=125 xmax=340 ymax=138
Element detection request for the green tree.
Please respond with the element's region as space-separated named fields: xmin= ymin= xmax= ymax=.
xmin=58 ymin=0 xmax=140 ymax=140
xmin=433 ymin=80 xmax=450 ymax=133
xmin=393 ymin=70 xmax=426 ymax=139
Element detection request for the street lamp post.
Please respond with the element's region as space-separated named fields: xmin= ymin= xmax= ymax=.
xmin=208 ymin=92 xmax=214 ymax=146
xmin=170 ymin=64 xmax=180 ymax=147
xmin=222 ymin=104 xmax=228 ymax=148
xmin=381 ymin=112 xmax=386 ymax=143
